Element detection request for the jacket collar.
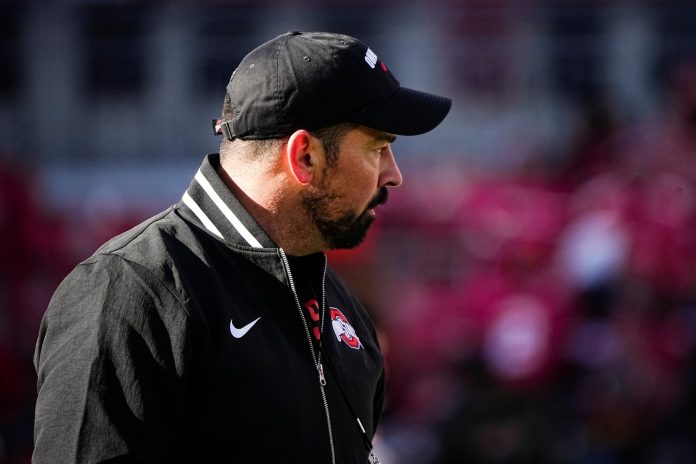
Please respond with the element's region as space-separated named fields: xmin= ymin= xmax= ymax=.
xmin=180 ymin=154 xmax=277 ymax=250
xmin=178 ymin=154 xmax=328 ymax=292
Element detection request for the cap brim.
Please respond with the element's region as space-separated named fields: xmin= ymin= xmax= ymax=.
xmin=353 ymin=87 xmax=452 ymax=136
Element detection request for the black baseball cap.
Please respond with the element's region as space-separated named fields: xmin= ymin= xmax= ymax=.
xmin=219 ymin=31 xmax=451 ymax=140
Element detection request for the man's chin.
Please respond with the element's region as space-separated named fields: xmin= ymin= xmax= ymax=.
xmin=325 ymin=213 xmax=374 ymax=250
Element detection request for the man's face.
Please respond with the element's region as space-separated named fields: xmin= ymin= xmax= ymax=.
xmin=302 ymin=126 xmax=402 ymax=250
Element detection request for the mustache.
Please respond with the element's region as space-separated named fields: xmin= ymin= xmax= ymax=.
xmin=367 ymin=187 xmax=389 ymax=210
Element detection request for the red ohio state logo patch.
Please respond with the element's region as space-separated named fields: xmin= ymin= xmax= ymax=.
xmin=330 ymin=308 xmax=363 ymax=350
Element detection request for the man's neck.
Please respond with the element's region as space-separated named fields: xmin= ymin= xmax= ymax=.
xmin=216 ymin=163 xmax=326 ymax=256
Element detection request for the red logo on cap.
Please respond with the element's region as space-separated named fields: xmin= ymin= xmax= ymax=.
xmin=380 ymin=62 xmax=388 ymax=72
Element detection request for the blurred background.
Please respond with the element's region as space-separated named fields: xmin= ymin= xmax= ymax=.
xmin=2 ymin=0 xmax=696 ymax=462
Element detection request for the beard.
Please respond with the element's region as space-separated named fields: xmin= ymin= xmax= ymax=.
xmin=302 ymin=185 xmax=388 ymax=250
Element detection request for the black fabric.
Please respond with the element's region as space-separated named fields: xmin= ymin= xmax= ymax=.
xmin=225 ymin=31 xmax=451 ymax=139
xmin=33 ymin=155 xmax=385 ymax=464
xmin=287 ymin=254 xmax=324 ymax=351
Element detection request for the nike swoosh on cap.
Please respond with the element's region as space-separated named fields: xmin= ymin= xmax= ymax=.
xmin=229 ymin=317 xmax=261 ymax=338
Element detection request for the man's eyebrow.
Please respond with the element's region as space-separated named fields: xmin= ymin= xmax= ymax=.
xmin=374 ymin=132 xmax=397 ymax=144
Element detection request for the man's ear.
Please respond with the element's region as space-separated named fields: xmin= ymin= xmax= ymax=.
xmin=286 ymin=130 xmax=318 ymax=184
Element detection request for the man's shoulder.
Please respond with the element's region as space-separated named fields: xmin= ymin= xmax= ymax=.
xmin=48 ymin=206 xmax=199 ymax=317
xmin=86 ymin=204 xmax=216 ymax=271
xmin=63 ymin=205 xmax=205 ymax=295
xmin=73 ymin=202 xmax=242 ymax=297
xmin=90 ymin=206 xmax=179 ymax=261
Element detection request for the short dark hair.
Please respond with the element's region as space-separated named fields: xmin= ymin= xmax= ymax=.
xmin=220 ymin=92 xmax=356 ymax=167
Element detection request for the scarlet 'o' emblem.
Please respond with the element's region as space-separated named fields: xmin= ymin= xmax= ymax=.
xmin=330 ymin=308 xmax=363 ymax=350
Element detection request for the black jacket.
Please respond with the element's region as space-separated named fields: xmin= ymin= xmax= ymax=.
xmin=33 ymin=154 xmax=385 ymax=463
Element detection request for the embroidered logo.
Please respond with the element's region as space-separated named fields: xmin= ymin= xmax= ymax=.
xmin=229 ymin=317 xmax=261 ymax=339
xmin=304 ymin=299 xmax=322 ymax=341
xmin=364 ymin=48 xmax=378 ymax=69
xmin=330 ymin=308 xmax=363 ymax=350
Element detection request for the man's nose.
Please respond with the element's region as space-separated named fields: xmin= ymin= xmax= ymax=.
xmin=380 ymin=146 xmax=403 ymax=188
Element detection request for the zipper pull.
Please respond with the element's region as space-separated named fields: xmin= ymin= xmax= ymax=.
xmin=317 ymin=362 xmax=327 ymax=386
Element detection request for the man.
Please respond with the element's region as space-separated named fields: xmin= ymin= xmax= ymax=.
xmin=33 ymin=31 xmax=451 ymax=463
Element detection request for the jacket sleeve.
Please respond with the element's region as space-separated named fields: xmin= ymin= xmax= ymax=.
xmin=33 ymin=254 xmax=192 ymax=464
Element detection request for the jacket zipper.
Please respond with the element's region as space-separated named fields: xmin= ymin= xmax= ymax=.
xmin=279 ymin=249 xmax=336 ymax=464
